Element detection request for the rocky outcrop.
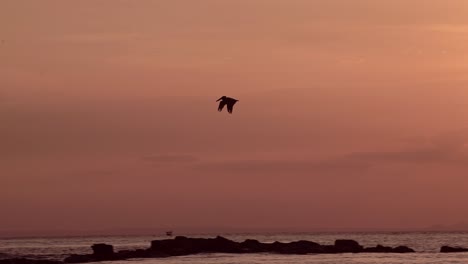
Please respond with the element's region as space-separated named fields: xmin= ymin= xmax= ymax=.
xmin=62 ymin=236 xmax=416 ymax=262
xmin=0 ymin=259 xmax=63 ymax=264
xmin=268 ymin=240 xmax=323 ymax=254
xmin=149 ymin=236 xmax=243 ymax=255
xmin=441 ymin=246 xmax=468 ymax=253
xmin=393 ymin=246 xmax=416 ymax=253
xmin=59 ymin=235 xmax=425 ymax=263
xmin=239 ymin=239 xmax=266 ymax=252
xmin=149 ymin=236 xmax=336 ymax=255
xmin=334 ymin=239 xmax=363 ymax=253
xmin=151 ymin=236 xmax=417 ymax=255
xmin=91 ymin=244 xmax=114 ymax=257
xmin=364 ymin=245 xmax=415 ymax=253
xmin=65 ymin=244 xmax=122 ymax=263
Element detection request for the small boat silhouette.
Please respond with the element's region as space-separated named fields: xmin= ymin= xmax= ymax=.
xmin=166 ymin=231 xmax=173 ymax=236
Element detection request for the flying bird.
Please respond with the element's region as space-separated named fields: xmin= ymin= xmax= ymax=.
xmin=216 ymin=96 xmax=239 ymax=114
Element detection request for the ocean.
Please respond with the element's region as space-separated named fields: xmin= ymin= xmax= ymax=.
xmin=1 ymin=232 xmax=468 ymax=264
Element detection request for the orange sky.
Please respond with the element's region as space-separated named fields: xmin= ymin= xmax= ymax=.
xmin=2 ymin=0 xmax=468 ymax=237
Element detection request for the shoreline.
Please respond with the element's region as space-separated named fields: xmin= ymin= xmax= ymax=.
xmin=1 ymin=235 xmax=468 ymax=264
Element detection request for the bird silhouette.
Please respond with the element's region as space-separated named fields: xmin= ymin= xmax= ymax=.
xmin=216 ymin=96 xmax=239 ymax=114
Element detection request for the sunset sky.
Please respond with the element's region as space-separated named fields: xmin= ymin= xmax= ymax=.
xmin=2 ymin=0 xmax=468 ymax=237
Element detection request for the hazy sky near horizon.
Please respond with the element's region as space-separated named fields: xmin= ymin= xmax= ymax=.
xmin=2 ymin=0 xmax=468 ymax=236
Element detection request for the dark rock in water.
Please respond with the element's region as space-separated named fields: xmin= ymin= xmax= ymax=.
xmin=116 ymin=249 xmax=152 ymax=259
xmin=0 ymin=259 xmax=62 ymax=264
xmin=63 ymin=255 xmax=93 ymax=264
xmin=334 ymin=240 xmax=363 ymax=253
xmin=65 ymin=243 xmax=117 ymax=263
xmin=441 ymin=246 xmax=468 ymax=253
xmin=239 ymin=239 xmax=265 ymax=253
xmin=64 ymin=236 xmax=418 ymax=263
xmin=267 ymin=241 xmax=284 ymax=253
xmin=321 ymin=245 xmax=337 ymax=253
xmin=364 ymin=244 xmax=393 ymax=253
xmin=393 ymin=246 xmax=415 ymax=253
xmin=364 ymin=245 xmax=414 ymax=253
xmin=91 ymin=244 xmax=114 ymax=256
xmin=150 ymin=236 xmax=241 ymax=255
xmin=208 ymin=236 xmax=242 ymax=253
xmin=270 ymin=240 xmax=323 ymax=254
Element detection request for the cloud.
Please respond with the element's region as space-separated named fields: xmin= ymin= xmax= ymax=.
xmin=195 ymin=158 xmax=370 ymax=175
xmin=142 ymin=154 xmax=199 ymax=164
xmin=195 ymin=131 xmax=468 ymax=175
xmin=341 ymin=147 xmax=461 ymax=165
xmin=56 ymin=33 xmax=145 ymax=44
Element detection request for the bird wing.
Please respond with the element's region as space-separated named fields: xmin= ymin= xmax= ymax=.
xmin=218 ymin=101 xmax=226 ymax=111
xmin=226 ymin=100 xmax=236 ymax=113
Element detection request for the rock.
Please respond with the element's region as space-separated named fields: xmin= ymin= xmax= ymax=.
xmin=91 ymin=244 xmax=114 ymax=256
xmin=364 ymin=245 xmax=393 ymax=253
xmin=321 ymin=245 xmax=337 ymax=253
xmin=0 ymin=259 xmax=62 ymax=264
xmin=441 ymin=246 xmax=468 ymax=253
xmin=63 ymin=255 xmax=93 ymax=264
xmin=207 ymin=236 xmax=242 ymax=253
xmin=150 ymin=236 xmax=241 ymax=255
xmin=65 ymin=244 xmax=118 ymax=263
xmin=363 ymin=245 xmax=414 ymax=253
xmin=239 ymin=239 xmax=265 ymax=253
xmin=393 ymin=246 xmax=415 ymax=253
xmin=268 ymin=241 xmax=285 ymax=253
xmin=270 ymin=240 xmax=323 ymax=254
xmin=334 ymin=240 xmax=363 ymax=253
xmin=64 ymin=236 xmax=419 ymax=263
xmin=116 ymin=249 xmax=152 ymax=259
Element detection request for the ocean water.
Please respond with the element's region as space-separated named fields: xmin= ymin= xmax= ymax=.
xmin=1 ymin=232 xmax=468 ymax=264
